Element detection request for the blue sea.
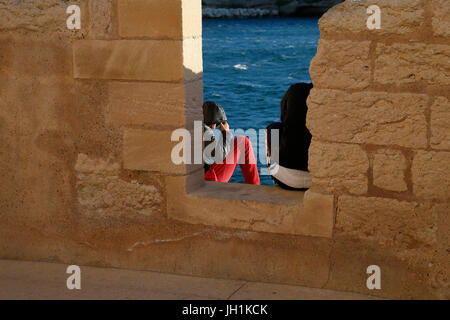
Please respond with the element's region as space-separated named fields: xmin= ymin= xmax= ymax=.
xmin=202 ymin=17 xmax=320 ymax=185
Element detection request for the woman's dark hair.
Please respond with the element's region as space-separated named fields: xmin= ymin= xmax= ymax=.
xmin=202 ymin=101 xmax=227 ymax=126
xmin=279 ymin=83 xmax=313 ymax=171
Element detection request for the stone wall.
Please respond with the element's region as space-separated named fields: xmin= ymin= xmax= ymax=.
xmin=307 ymin=0 xmax=449 ymax=298
xmin=0 ymin=0 xmax=448 ymax=299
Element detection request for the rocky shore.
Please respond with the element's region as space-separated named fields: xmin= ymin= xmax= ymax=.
xmin=202 ymin=0 xmax=344 ymax=18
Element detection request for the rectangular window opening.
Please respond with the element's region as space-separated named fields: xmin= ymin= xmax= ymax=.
xmin=197 ymin=15 xmax=320 ymax=192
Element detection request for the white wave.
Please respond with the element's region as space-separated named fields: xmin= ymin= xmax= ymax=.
xmin=239 ymin=82 xmax=265 ymax=88
xmin=234 ymin=64 xmax=248 ymax=70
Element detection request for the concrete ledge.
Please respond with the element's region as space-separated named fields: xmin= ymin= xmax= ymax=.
xmin=166 ymin=176 xmax=334 ymax=238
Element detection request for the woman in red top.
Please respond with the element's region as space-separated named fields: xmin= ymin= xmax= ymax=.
xmin=202 ymin=102 xmax=260 ymax=185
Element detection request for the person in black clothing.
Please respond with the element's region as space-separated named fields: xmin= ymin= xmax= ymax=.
xmin=266 ymin=83 xmax=313 ymax=190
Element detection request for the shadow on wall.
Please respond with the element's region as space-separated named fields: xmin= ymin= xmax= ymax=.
xmin=184 ymin=67 xmax=203 ymax=83
xmin=184 ymin=66 xmax=204 ymax=128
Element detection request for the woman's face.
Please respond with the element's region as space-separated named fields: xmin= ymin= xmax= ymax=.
xmin=210 ymin=123 xmax=217 ymax=129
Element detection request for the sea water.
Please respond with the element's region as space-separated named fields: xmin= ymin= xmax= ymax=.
xmin=202 ymin=17 xmax=320 ymax=185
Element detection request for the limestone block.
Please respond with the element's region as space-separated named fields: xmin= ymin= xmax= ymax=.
xmin=375 ymin=43 xmax=450 ymax=86
xmin=432 ymin=0 xmax=450 ymax=37
xmin=309 ymin=40 xmax=371 ymax=90
xmin=182 ymin=0 xmax=202 ymax=38
xmin=326 ymin=236 xmax=437 ymax=299
xmin=0 ymin=37 xmax=72 ymax=78
xmin=434 ymin=203 xmax=450 ymax=250
xmin=123 ymin=128 xmax=188 ymax=174
xmin=107 ymin=80 xmax=202 ymax=128
xmin=118 ymin=0 xmax=201 ymax=39
xmin=431 ymin=97 xmax=450 ymax=150
xmin=308 ymin=140 xmax=369 ymax=195
xmin=75 ymin=153 xmax=162 ymax=217
xmin=118 ymin=0 xmax=182 ymax=38
xmin=183 ymin=37 xmax=203 ymax=80
xmin=303 ymin=190 xmax=335 ymax=238
xmin=412 ymin=151 xmax=450 ymax=201
xmin=73 ymin=40 xmax=183 ymax=81
xmin=0 ymin=0 xmax=88 ymax=37
xmin=373 ymin=149 xmax=407 ymax=192
xmin=319 ymin=0 xmax=424 ymax=35
xmin=185 ymin=80 xmax=204 ymax=128
xmin=336 ymin=196 xmax=436 ymax=248
xmin=307 ymin=89 xmax=428 ymax=148
xmin=166 ymin=176 xmax=334 ymax=238
xmin=88 ymin=0 xmax=115 ymax=39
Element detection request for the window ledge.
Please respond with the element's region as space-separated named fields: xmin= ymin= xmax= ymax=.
xmin=165 ymin=176 xmax=334 ymax=238
xmin=191 ymin=181 xmax=303 ymax=205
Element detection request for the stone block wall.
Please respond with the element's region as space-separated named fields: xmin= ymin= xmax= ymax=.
xmin=0 ymin=0 xmax=448 ymax=299
xmin=307 ymin=0 xmax=449 ymax=298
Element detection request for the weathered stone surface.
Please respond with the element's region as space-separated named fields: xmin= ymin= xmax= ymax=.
xmin=88 ymin=0 xmax=116 ymax=39
xmin=123 ymin=128 xmax=188 ymax=174
xmin=373 ymin=149 xmax=407 ymax=192
xmin=73 ymin=40 xmax=184 ymax=81
xmin=336 ymin=196 xmax=436 ymax=248
xmin=118 ymin=0 xmax=181 ymax=38
xmin=0 ymin=36 xmax=72 ymax=80
xmin=0 ymin=211 xmax=334 ymax=291
xmin=185 ymin=80 xmax=204 ymax=128
xmin=412 ymin=151 xmax=450 ymax=201
xmin=375 ymin=43 xmax=450 ymax=86
xmin=434 ymin=203 xmax=450 ymax=250
xmin=307 ymin=89 xmax=428 ymax=148
xmin=107 ymin=80 xmax=202 ymax=128
xmin=432 ymin=0 xmax=450 ymax=37
xmin=75 ymin=154 xmax=162 ymax=218
xmin=308 ymin=140 xmax=369 ymax=195
xmin=303 ymin=190 xmax=335 ymax=238
xmin=1 ymin=0 xmax=449 ymax=301
xmin=319 ymin=0 xmax=424 ymax=35
xmin=118 ymin=0 xmax=201 ymax=39
xmin=431 ymin=97 xmax=450 ymax=150
xmin=433 ymin=203 xmax=450 ymax=296
xmin=309 ymin=40 xmax=371 ymax=90
xmin=166 ymin=176 xmax=334 ymax=238
xmin=326 ymin=236 xmax=437 ymax=299
xmin=0 ymin=0 xmax=88 ymax=37
xmin=0 ymin=69 xmax=121 ymax=226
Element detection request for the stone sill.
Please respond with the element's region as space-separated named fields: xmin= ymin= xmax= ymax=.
xmin=191 ymin=181 xmax=303 ymax=205
xmin=166 ymin=176 xmax=334 ymax=238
